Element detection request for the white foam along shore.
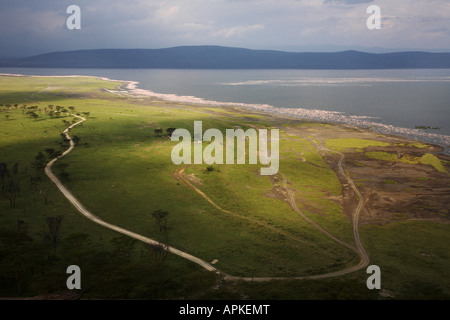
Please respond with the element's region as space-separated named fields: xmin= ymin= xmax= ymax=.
xmin=2 ymin=72 xmax=449 ymax=153
xmin=120 ymin=78 xmax=450 ymax=153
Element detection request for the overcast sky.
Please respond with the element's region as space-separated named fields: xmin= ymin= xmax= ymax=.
xmin=1 ymin=0 xmax=449 ymax=57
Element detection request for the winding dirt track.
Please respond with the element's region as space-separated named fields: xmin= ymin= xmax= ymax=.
xmin=311 ymin=139 xmax=370 ymax=273
xmin=174 ymin=167 xmax=311 ymax=246
xmin=280 ymin=172 xmax=358 ymax=254
xmin=331 ymin=149 xmax=370 ymax=271
xmin=46 ymin=115 xmax=219 ymax=273
xmin=46 ymin=116 xmax=369 ymax=282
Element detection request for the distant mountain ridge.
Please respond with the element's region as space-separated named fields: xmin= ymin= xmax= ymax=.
xmin=2 ymin=46 xmax=450 ymax=69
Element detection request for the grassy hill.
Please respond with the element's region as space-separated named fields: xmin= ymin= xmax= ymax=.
xmin=2 ymin=46 xmax=450 ymax=69
xmin=0 ymin=75 xmax=449 ymax=299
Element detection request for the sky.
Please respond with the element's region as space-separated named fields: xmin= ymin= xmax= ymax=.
xmin=0 ymin=0 xmax=449 ymax=57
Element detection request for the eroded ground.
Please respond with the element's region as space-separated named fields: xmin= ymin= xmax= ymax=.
xmin=195 ymin=104 xmax=450 ymax=226
xmin=243 ymin=113 xmax=450 ymax=226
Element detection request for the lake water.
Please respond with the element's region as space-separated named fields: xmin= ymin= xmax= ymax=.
xmin=1 ymin=68 xmax=449 ymax=151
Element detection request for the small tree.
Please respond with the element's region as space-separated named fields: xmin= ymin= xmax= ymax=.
xmin=72 ymin=135 xmax=80 ymax=145
xmin=154 ymin=128 xmax=163 ymax=136
xmin=55 ymin=162 xmax=70 ymax=182
xmin=46 ymin=216 xmax=63 ymax=253
xmin=5 ymin=115 xmax=10 ymax=121
xmin=17 ymin=220 xmax=26 ymax=232
xmin=0 ymin=163 xmax=7 ymax=186
xmin=0 ymin=163 xmax=20 ymax=208
xmin=32 ymin=152 xmax=46 ymax=174
xmin=45 ymin=148 xmax=55 ymax=157
xmin=143 ymin=242 xmax=169 ymax=264
xmin=166 ymin=128 xmax=176 ymax=137
xmin=152 ymin=209 xmax=169 ymax=233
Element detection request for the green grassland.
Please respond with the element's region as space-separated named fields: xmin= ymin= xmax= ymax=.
xmin=365 ymin=151 xmax=447 ymax=173
xmin=1 ymin=75 xmax=449 ymax=299
xmin=366 ymin=151 xmax=398 ymax=162
xmin=324 ymin=138 xmax=389 ymax=152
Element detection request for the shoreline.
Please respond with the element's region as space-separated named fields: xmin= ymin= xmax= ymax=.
xmin=119 ymin=76 xmax=450 ymax=154
xmin=2 ymin=72 xmax=449 ymax=154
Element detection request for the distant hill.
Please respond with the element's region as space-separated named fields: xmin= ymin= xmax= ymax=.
xmin=2 ymin=46 xmax=450 ymax=69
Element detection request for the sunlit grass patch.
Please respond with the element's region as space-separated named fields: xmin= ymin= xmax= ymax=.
xmin=419 ymin=154 xmax=447 ymax=173
xmin=366 ymin=151 xmax=398 ymax=162
xmin=324 ymin=138 xmax=389 ymax=152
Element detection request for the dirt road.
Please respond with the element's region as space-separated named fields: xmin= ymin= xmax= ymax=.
xmin=45 ymin=115 xmax=219 ymax=273
xmin=47 ymin=116 xmax=369 ymax=282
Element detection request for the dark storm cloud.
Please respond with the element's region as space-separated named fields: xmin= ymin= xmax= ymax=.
xmin=0 ymin=0 xmax=448 ymax=57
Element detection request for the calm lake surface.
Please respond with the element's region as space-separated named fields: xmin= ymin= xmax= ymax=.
xmin=1 ymin=68 xmax=449 ymax=151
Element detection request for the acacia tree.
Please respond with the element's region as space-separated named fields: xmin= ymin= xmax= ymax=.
xmin=152 ymin=209 xmax=169 ymax=233
xmin=25 ymin=111 xmax=35 ymax=119
xmin=45 ymin=148 xmax=55 ymax=158
xmin=72 ymin=135 xmax=80 ymax=146
xmin=32 ymin=152 xmax=46 ymax=175
xmin=143 ymin=242 xmax=169 ymax=263
xmin=166 ymin=128 xmax=176 ymax=137
xmin=55 ymin=162 xmax=70 ymax=182
xmin=148 ymin=209 xmax=170 ymax=263
xmin=0 ymin=163 xmax=7 ymax=185
xmin=46 ymin=216 xmax=63 ymax=253
xmin=0 ymin=163 xmax=20 ymax=208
